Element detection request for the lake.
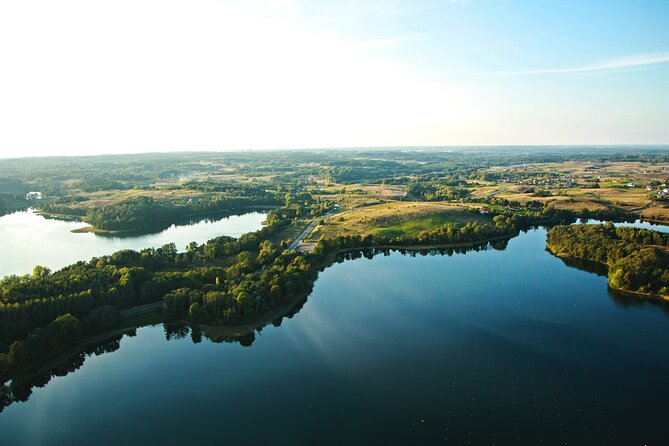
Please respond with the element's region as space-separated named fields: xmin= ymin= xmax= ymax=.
xmin=0 ymin=210 xmax=267 ymax=277
xmin=1 ymin=223 xmax=667 ymax=445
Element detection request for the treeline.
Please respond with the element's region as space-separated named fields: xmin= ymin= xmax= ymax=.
xmin=40 ymin=204 xmax=87 ymax=217
xmin=313 ymin=221 xmax=516 ymax=254
xmin=477 ymin=199 xmax=634 ymax=230
xmin=78 ymin=178 xmax=131 ymax=192
xmin=547 ymin=224 xmax=669 ymax=296
xmin=407 ymin=180 xmax=469 ymax=201
xmin=0 ymin=194 xmax=29 ymax=216
xmin=0 ymin=178 xmax=31 ymax=194
xmin=86 ymin=195 xmax=281 ymax=231
xmin=313 ymin=204 xmax=636 ymax=255
xmin=321 ymin=159 xmax=419 ymax=183
xmin=178 ymin=180 xmax=275 ymax=197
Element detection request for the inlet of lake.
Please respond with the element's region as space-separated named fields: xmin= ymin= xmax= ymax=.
xmin=0 ymin=209 xmax=268 ymax=277
xmin=1 ymin=218 xmax=668 ymax=445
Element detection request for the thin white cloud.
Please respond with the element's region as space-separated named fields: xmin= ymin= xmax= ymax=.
xmin=487 ymin=52 xmax=669 ymax=76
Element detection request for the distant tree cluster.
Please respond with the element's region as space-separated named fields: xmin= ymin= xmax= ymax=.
xmin=407 ymin=181 xmax=469 ymax=201
xmin=0 ymin=194 xmax=29 ymax=216
xmin=78 ymin=178 xmax=131 ymax=192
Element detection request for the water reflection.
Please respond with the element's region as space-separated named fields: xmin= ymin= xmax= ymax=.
xmin=0 ymin=239 xmax=506 ymax=413
xmin=333 ymin=237 xmax=510 ymax=263
xmin=552 ymin=255 xmax=609 ymax=277
xmin=92 ymin=210 xmax=265 ymax=238
xmin=0 ymin=334 xmax=126 ymax=412
xmin=606 ymin=288 xmax=669 ymax=314
xmin=0 ymin=289 xmax=313 ymax=413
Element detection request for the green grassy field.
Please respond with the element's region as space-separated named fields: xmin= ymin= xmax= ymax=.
xmin=307 ymin=202 xmax=491 ymax=240
xmin=373 ymin=213 xmax=470 ymax=238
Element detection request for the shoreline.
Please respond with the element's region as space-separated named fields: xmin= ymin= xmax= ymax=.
xmin=0 ymin=291 xmax=312 ymax=384
xmin=66 ymin=206 xmax=275 ymax=234
xmin=330 ymin=233 xmax=516 ymax=253
xmin=546 ymin=247 xmax=669 ymax=302
xmin=0 ymin=233 xmax=515 ymax=383
xmin=4 ymin=226 xmax=665 ymax=383
xmin=607 ymin=285 xmax=669 ymax=302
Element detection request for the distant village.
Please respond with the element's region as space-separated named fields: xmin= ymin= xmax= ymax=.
xmin=489 ymin=164 xmax=668 ymax=200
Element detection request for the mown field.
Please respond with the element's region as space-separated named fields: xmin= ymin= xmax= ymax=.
xmin=639 ymin=202 xmax=669 ymax=222
xmin=498 ymin=184 xmax=656 ymax=212
xmin=307 ymin=202 xmax=490 ymax=240
xmin=312 ymin=184 xmax=407 ymax=209
xmin=72 ymin=189 xmax=209 ymax=209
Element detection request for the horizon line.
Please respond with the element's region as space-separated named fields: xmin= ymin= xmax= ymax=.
xmin=2 ymin=144 xmax=669 ymax=160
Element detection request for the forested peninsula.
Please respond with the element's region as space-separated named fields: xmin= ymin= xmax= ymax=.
xmin=45 ymin=194 xmax=281 ymax=232
xmin=546 ymin=224 xmax=669 ymax=298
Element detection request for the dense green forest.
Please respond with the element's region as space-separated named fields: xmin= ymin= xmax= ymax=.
xmin=85 ymin=195 xmax=280 ymax=231
xmin=546 ymin=224 xmax=669 ymax=296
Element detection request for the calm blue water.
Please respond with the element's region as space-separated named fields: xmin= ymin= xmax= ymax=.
xmin=585 ymin=218 xmax=669 ymax=232
xmin=0 ymin=210 xmax=267 ymax=277
xmin=1 ymin=225 xmax=668 ymax=445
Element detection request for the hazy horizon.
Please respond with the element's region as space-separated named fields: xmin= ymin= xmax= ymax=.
xmin=3 ymin=144 xmax=669 ymax=161
xmin=1 ymin=0 xmax=668 ymax=157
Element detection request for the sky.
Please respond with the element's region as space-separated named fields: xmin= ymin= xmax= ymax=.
xmin=0 ymin=0 xmax=668 ymax=157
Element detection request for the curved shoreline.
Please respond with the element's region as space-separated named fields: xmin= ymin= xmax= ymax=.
xmin=330 ymin=233 xmax=516 ymax=253
xmin=1 ymin=233 xmax=516 ymax=383
xmin=546 ymin=247 xmax=669 ymax=302
xmin=607 ymin=285 xmax=669 ymax=302
xmin=5 ymin=226 xmax=665 ymax=383
xmin=0 ymin=290 xmax=312 ymax=384
xmin=35 ymin=206 xmax=275 ymax=234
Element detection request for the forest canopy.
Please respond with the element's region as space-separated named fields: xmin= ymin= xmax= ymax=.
xmin=546 ymin=224 xmax=669 ymax=296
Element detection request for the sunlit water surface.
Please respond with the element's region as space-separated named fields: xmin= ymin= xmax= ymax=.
xmin=0 ymin=210 xmax=267 ymax=277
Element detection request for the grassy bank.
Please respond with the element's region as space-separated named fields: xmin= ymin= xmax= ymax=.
xmin=308 ymin=202 xmax=490 ymax=241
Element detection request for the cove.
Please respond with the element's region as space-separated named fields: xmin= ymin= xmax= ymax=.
xmin=0 ymin=210 xmax=267 ymax=278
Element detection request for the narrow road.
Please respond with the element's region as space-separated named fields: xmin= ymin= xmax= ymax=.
xmin=118 ymin=211 xmax=345 ymax=318
xmin=288 ymin=220 xmax=320 ymax=250
xmin=118 ymin=211 xmax=341 ymax=319
xmin=287 ymin=211 xmax=342 ymax=251
xmin=484 ymin=185 xmax=507 ymax=198
xmin=120 ymin=301 xmax=163 ymax=319
xmin=630 ymin=201 xmax=654 ymax=214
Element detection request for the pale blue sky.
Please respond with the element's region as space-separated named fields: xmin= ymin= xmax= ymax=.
xmin=0 ymin=0 xmax=667 ymax=156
